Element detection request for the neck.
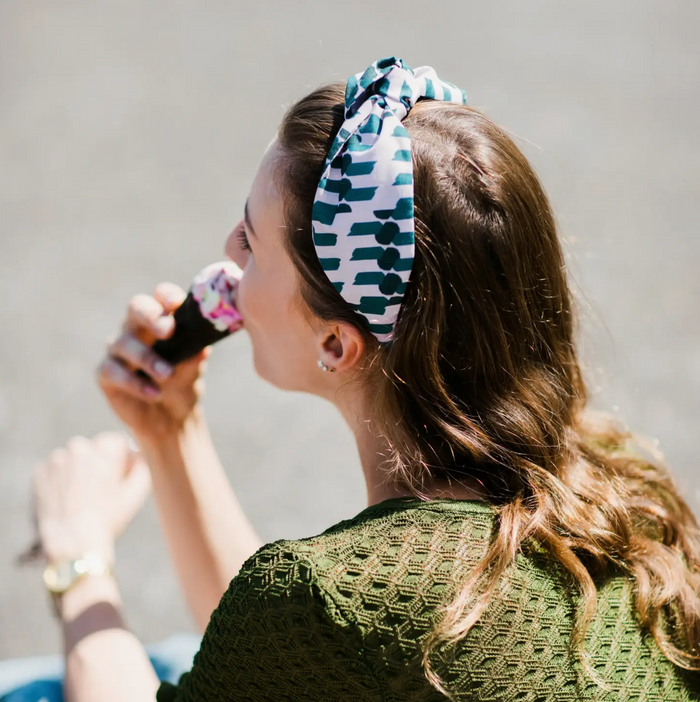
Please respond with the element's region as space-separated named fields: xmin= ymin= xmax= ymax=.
xmin=333 ymin=385 xmax=489 ymax=507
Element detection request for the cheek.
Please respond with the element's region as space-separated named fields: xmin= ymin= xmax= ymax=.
xmin=238 ymin=265 xmax=306 ymax=351
xmin=235 ymin=263 xmax=257 ymax=324
xmin=236 ymin=264 xmax=317 ymax=390
xmin=236 ymin=259 xmax=280 ymax=335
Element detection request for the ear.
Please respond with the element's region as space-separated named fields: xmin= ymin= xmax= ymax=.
xmin=318 ymin=322 xmax=366 ymax=374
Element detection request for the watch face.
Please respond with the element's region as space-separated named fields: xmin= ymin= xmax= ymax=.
xmin=43 ymin=560 xmax=75 ymax=593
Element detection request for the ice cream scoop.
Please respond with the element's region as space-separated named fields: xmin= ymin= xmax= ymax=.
xmin=150 ymin=260 xmax=244 ymax=366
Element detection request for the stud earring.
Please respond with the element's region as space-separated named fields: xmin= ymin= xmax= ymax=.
xmin=317 ymin=358 xmax=336 ymax=373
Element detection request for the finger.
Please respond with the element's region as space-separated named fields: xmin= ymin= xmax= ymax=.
xmin=93 ymin=431 xmax=143 ymax=482
xmin=66 ymin=435 xmax=92 ymax=455
xmin=93 ymin=430 xmax=131 ymax=447
xmin=173 ymin=348 xmax=210 ymax=386
xmin=123 ymin=294 xmax=174 ymax=340
xmin=64 ymin=436 xmax=96 ymax=467
xmin=125 ymin=434 xmax=139 ymax=453
xmin=93 ymin=431 xmax=131 ymax=467
xmin=46 ymin=446 xmax=69 ymax=468
xmin=112 ymin=458 xmax=152 ymax=539
xmin=123 ymin=456 xmax=152 ymax=508
xmin=152 ymin=282 xmax=187 ymax=314
xmin=96 ymin=356 xmax=162 ymax=401
xmin=107 ymin=333 xmax=174 ymax=381
xmin=96 ymin=431 xmax=140 ymax=460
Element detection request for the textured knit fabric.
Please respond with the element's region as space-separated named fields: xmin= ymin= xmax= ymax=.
xmin=156 ymin=497 xmax=700 ymax=701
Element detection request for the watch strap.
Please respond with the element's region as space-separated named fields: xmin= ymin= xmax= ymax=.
xmin=44 ymin=553 xmax=115 ymax=619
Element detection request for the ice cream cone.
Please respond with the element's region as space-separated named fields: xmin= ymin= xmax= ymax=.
xmin=151 ymin=260 xmax=243 ymax=366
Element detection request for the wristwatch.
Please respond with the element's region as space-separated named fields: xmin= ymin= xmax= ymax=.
xmin=43 ymin=552 xmax=113 ymax=616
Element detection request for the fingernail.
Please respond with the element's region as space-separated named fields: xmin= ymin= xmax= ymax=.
xmin=153 ymin=359 xmax=173 ymax=378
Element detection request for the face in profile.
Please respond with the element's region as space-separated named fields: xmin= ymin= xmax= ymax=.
xmin=224 ymin=138 xmax=326 ymax=394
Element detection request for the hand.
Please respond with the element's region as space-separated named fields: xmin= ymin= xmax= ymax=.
xmin=96 ymin=282 xmax=211 ymax=441
xmin=31 ymin=432 xmax=152 ymax=562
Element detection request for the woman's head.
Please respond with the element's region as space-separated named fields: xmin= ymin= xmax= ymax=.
xmin=251 ymin=81 xmax=583 ymax=500
xmin=228 ymin=76 xmax=700 ymax=696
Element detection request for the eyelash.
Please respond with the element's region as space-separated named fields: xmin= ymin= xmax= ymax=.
xmin=237 ymin=227 xmax=251 ymax=252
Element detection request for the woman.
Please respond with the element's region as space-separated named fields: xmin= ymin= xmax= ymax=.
xmin=21 ymin=57 xmax=700 ymax=700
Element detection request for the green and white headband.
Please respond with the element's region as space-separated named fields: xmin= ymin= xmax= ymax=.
xmin=312 ymin=56 xmax=467 ymax=343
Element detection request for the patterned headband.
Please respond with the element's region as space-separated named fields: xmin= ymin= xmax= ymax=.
xmin=311 ymin=56 xmax=467 ymax=343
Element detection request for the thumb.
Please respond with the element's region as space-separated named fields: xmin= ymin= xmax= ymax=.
xmin=116 ymin=454 xmax=152 ymax=535
xmin=173 ymin=347 xmax=211 ymax=384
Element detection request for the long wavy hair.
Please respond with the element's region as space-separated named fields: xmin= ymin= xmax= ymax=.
xmin=274 ymin=81 xmax=700 ymax=698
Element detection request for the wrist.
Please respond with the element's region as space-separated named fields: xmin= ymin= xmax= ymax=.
xmin=136 ymin=407 xmax=211 ymax=465
xmin=58 ymin=571 xmax=122 ymax=623
xmin=42 ymin=528 xmax=115 ymax=566
xmin=135 ymin=405 xmax=208 ymax=452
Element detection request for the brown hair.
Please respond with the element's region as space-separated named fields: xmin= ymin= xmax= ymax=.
xmin=275 ymin=81 xmax=700 ymax=697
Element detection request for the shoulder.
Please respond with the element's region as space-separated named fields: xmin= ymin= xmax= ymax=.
xmin=233 ymin=498 xmax=499 ymax=578
xmin=169 ymin=535 xmax=384 ymax=701
xmin=215 ymin=499 xmax=503 ymax=640
xmin=229 ymin=499 xmax=583 ymax=621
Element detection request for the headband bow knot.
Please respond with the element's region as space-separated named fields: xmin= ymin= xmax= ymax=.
xmin=311 ymin=56 xmax=467 ymax=342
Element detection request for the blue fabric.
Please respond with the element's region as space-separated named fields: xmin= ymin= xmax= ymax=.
xmin=0 ymin=634 xmax=201 ymax=702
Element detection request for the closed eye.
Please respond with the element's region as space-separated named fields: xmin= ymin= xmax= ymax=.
xmin=237 ymin=226 xmax=251 ymax=252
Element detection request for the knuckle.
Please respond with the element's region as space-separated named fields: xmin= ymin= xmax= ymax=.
xmin=95 ymin=358 xmax=107 ymax=380
xmin=49 ymin=446 xmax=68 ymax=464
xmin=99 ymin=357 xmax=126 ymax=384
xmin=106 ymin=334 xmax=149 ymax=369
xmin=95 ymin=430 xmax=118 ymax=442
xmin=96 ymin=356 xmax=111 ymax=379
xmin=122 ymin=335 xmax=150 ymax=364
xmin=127 ymin=294 xmax=144 ymax=314
xmin=105 ymin=335 xmax=121 ymax=357
xmin=66 ymin=435 xmax=90 ymax=452
xmin=153 ymin=282 xmax=173 ymax=297
xmin=128 ymin=294 xmax=158 ymax=320
xmin=154 ymin=282 xmax=186 ymax=305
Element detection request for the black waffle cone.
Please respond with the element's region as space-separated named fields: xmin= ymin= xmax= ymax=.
xmin=151 ymin=292 xmax=233 ymax=365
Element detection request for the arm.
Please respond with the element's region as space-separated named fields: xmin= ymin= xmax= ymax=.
xmin=95 ymin=281 xmax=263 ymax=631
xmin=137 ymin=406 xmax=263 ymax=632
xmin=61 ymin=574 xmax=159 ymax=702
xmin=31 ymin=433 xmax=163 ymax=700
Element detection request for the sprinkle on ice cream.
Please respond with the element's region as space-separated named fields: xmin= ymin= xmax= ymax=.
xmin=191 ymin=261 xmax=244 ymax=333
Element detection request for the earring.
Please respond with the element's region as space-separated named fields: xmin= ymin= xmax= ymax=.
xmin=317 ymin=358 xmax=336 ymax=373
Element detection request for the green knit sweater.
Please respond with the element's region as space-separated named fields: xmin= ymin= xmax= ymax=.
xmin=156 ymin=497 xmax=700 ymax=701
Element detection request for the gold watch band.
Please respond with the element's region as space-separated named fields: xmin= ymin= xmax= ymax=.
xmin=43 ymin=552 xmax=114 ymax=618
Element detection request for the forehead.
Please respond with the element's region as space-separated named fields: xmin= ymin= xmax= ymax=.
xmin=248 ymin=138 xmax=285 ymax=222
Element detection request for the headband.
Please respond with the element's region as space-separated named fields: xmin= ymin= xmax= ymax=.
xmin=311 ymin=56 xmax=467 ymax=343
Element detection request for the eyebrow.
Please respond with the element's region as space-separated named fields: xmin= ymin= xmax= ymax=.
xmin=244 ymin=199 xmax=257 ymax=239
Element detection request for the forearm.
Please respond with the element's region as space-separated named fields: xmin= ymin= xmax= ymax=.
xmin=137 ymin=407 xmax=263 ymax=631
xmin=61 ymin=574 xmax=158 ymax=702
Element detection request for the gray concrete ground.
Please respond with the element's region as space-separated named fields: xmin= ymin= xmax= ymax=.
xmin=1 ymin=0 xmax=698 ymax=657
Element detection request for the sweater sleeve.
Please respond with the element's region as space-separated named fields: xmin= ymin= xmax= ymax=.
xmin=155 ymin=540 xmax=383 ymax=702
